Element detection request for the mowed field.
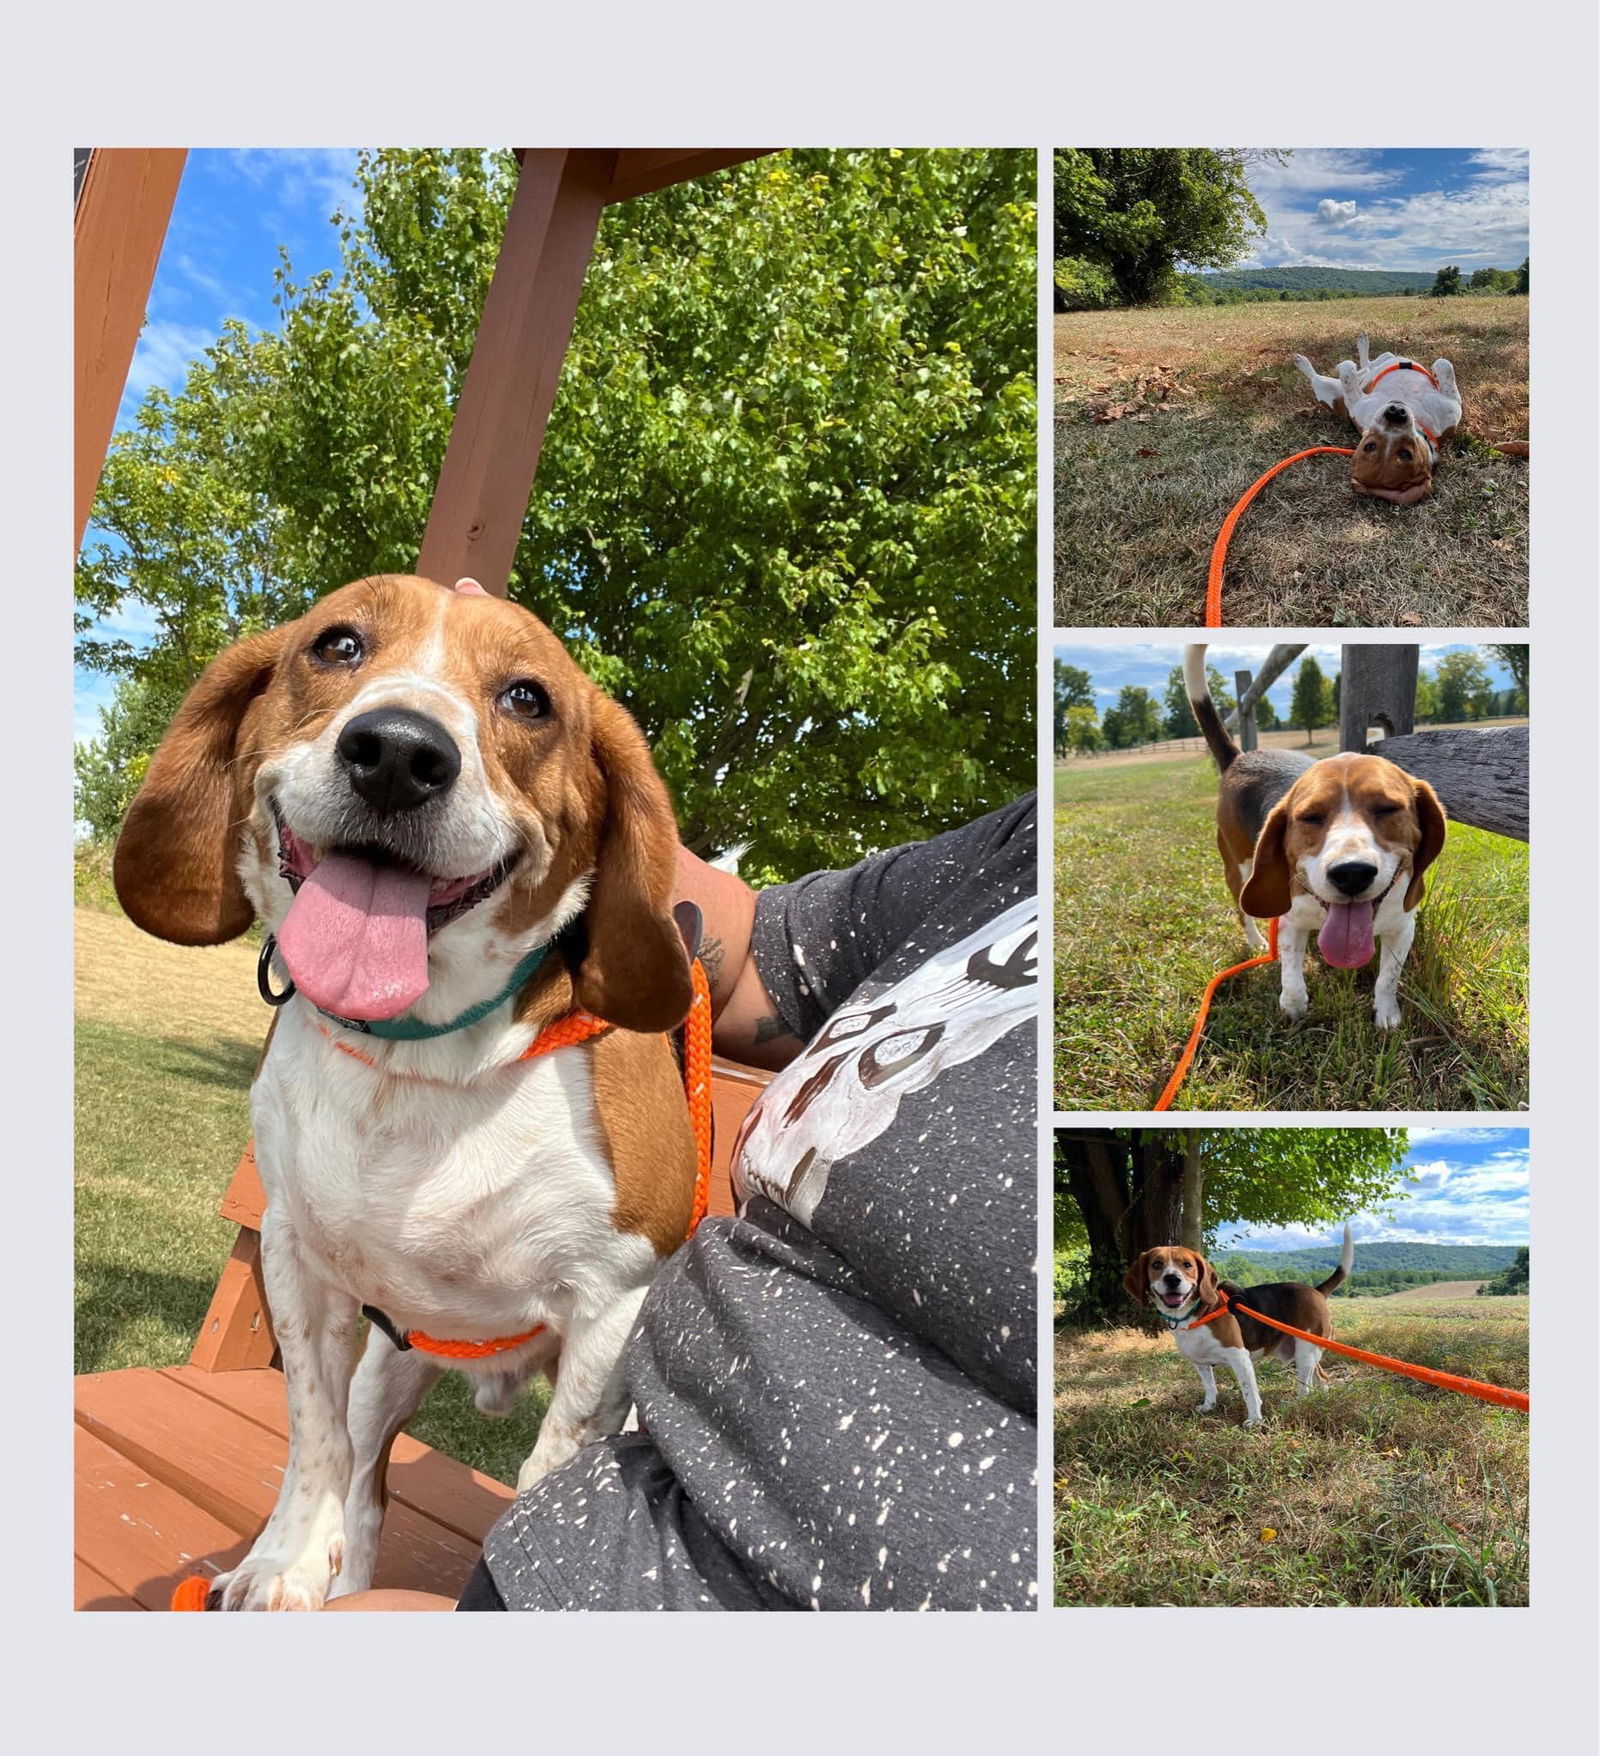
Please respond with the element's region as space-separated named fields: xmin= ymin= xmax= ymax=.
xmin=73 ymin=881 xmax=542 ymax=1484
xmin=1053 ymin=749 xmax=1529 ymax=1111
xmin=1053 ymin=297 xmax=1529 ymax=627
xmin=1054 ymin=1287 xmax=1529 ymax=1607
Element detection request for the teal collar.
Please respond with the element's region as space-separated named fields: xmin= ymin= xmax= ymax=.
xmin=1153 ymin=1298 xmax=1200 ymax=1329
xmin=312 ymin=941 xmax=553 ymax=1041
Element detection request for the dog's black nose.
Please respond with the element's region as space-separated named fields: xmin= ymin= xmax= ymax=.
xmin=1162 ymin=1273 xmax=1181 ymax=1288
xmin=1329 ymin=860 xmax=1379 ymax=898
xmin=336 ymin=708 xmax=461 ymax=814
xmin=1383 ymin=402 xmax=1408 ymax=425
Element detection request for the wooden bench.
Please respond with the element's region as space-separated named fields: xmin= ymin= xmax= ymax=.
xmin=73 ymin=1059 xmax=768 ymax=1609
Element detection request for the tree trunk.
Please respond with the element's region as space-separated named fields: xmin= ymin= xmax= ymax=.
xmin=1058 ymin=1132 xmax=1133 ymax=1323
xmin=1127 ymin=1132 xmax=1185 ymax=1256
xmin=1179 ymin=1129 xmax=1205 ymax=1250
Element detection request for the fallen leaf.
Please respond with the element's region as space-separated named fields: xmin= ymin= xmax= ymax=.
xmin=1136 ymin=448 xmax=1159 ymax=458
xmin=1260 ymin=1528 xmax=1277 ymax=1543
xmin=1399 ymin=612 xmax=1422 ymax=626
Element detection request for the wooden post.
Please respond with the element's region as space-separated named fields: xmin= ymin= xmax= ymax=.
xmin=416 ymin=150 xmax=615 ymax=596
xmin=1340 ymin=645 xmax=1418 ymax=753
xmin=1234 ymin=669 xmax=1257 ymax=751
xmin=75 ymin=149 xmax=187 ymax=551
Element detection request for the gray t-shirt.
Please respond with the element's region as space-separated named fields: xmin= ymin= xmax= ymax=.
xmin=482 ymin=797 xmax=1038 ymax=1610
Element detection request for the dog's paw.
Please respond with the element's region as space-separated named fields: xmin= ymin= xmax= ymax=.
xmin=1291 ymin=352 xmax=1312 ymax=373
xmin=1373 ymin=996 xmax=1402 ymax=1031
xmin=1243 ymin=1415 xmax=1266 ymax=1431
xmin=1194 ymin=1402 xmax=1217 ymax=1416
xmin=515 ymin=1423 xmax=583 ymax=1494
xmin=207 ymin=1544 xmax=341 ymax=1612
xmin=1278 ymin=990 xmax=1309 ymax=1023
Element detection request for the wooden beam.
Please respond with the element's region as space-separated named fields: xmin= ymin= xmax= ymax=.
xmin=606 ymin=149 xmax=770 ymax=203
xmin=1370 ymin=725 xmax=1528 ymax=842
xmin=74 ymin=149 xmax=186 ymax=551
xmin=1340 ymin=645 xmax=1418 ymax=753
xmin=417 ymin=149 xmax=614 ymax=595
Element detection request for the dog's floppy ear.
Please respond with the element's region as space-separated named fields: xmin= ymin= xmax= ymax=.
xmin=570 ymin=694 xmax=694 ymax=1034
xmin=113 ymin=628 xmax=289 ymax=945
xmin=1192 ymin=1253 xmax=1221 ymax=1308
xmin=1122 ymin=1251 xmax=1154 ymax=1307
xmin=1239 ymin=798 xmax=1294 ymax=921
xmin=1403 ymin=776 xmax=1448 ymax=910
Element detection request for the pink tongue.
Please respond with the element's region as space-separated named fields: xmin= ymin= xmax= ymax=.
xmin=1318 ymin=900 xmax=1376 ymax=969
xmin=277 ymin=853 xmax=432 ymax=1020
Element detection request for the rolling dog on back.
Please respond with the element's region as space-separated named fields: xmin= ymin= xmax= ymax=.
xmin=1184 ymin=646 xmax=1446 ymax=1029
xmin=1292 ymin=331 xmax=1463 ymax=505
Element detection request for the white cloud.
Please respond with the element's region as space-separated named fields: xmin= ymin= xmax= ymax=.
xmin=227 ymin=148 xmax=360 ymax=219
xmin=1313 ymin=198 xmax=1359 ymax=228
xmin=1239 ymin=151 xmax=1529 ymax=273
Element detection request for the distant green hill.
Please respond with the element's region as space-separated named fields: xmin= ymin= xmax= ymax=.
xmin=1212 ymin=1242 xmax=1519 ymax=1298
xmin=1197 ymin=267 xmax=1437 ymax=294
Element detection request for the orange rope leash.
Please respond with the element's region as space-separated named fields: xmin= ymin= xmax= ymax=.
xmin=684 ymin=957 xmax=714 ymax=1235
xmin=1153 ymin=919 xmax=1278 ymax=1112
xmin=1231 ymin=1297 xmax=1529 ymax=1413
xmin=1205 ymin=449 xmax=1353 ymax=626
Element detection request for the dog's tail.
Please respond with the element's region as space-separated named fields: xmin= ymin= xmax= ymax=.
xmin=1184 ymin=645 xmax=1239 ymax=775
xmin=1316 ymin=1222 xmax=1355 ymax=1296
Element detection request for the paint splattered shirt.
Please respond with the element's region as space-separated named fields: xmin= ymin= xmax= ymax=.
xmin=481 ymin=796 xmax=1038 ymax=1610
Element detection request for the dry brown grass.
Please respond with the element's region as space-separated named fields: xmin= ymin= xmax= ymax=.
xmin=1055 ymin=1291 xmax=1529 ymax=1605
xmin=1054 ymin=297 xmax=1529 ymax=628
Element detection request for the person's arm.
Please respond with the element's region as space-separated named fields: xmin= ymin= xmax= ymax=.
xmin=673 ymin=846 xmax=806 ymax=1070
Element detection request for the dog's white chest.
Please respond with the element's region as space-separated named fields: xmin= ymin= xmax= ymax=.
xmin=250 ymin=1011 xmax=652 ymax=1331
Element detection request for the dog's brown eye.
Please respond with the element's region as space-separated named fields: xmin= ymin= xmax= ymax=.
xmin=500 ymin=679 xmax=550 ymax=721
xmin=1374 ymin=804 xmax=1401 ymax=816
xmin=1397 ymin=448 xmax=1413 ymax=462
xmin=311 ymin=626 xmax=364 ymax=667
xmin=1362 ymin=442 xmax=1377 ymax=453
xmin=1296 ymin=813 xmax=1326 ymax=826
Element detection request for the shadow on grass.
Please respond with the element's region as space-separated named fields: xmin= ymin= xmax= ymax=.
xmin=74 ymin=1262 xmax=218 ymax=1376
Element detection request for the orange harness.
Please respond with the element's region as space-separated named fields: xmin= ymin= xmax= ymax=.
xmin=1367 ymin=359 xmax=1440 ymax=394
xmin=316 ymin=958 xmax=715 ymax=1361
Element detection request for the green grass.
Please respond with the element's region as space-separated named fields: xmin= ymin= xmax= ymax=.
xmin=1054 ymin=1296 xmax=1529 ymax=1606
xmin=1053 ymin=753 xmax=1528 ymax=1111
xmin=1053 ymin=297 xmax=1529 ymax=627
xmin=74 ymin=1012 xmax=545 ymax=1484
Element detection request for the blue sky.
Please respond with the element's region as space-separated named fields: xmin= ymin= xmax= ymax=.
xmin=76 ymin=149 xmax=361 ymax=744
xmin=1054 ymin=643 xmax=1517 ymax=721
xmin=1216 ymin=1128 xmax=1529 ymax=1252
xmin=1226 ymin=148 xmax=1528 ymax=274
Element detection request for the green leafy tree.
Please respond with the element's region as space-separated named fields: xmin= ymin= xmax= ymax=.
xmin=1053 ymin=148 xmax=1275 ymax=308
xmin=1162 ymin=663 xmax=1233 ymax=738
xmin=1429 ymin=264 xmax=1463 ymax=297
xmin=1414 ymin=671 xmax=1441 ymax=724
xmin=1103 ymin=684 xmax=1161 ymax=749
xmin=1289 ymin=655 xmax=1332 ymax=744
xmin=1478 ymin=1246 xmax=1529 ymax=1296
xmin=1054 ymin=661 xmax=1095 ymax=751
xmin=1434 ymin=650 xmax=1492 ymax=722
xmin=1253 ymin=695 xmax=1279 ymax=732
xmin=76 ymin=149 xmax=1038 ymax=882
xmin=1487 ymin=644 xmax=1529 ymax=713
xmin=1064 ymin=703 xmax=1104 ymax=756
xmin=1515 ymin=256 xmax=1529 ymax=294
xmin=1056 ymin=1127 xmax=1411 ymax=1323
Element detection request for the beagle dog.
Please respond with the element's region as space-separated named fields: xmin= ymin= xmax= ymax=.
xmin=115 ymin=574 xmax=701 ymax=1610
xmin=1123 ymin=1225 xmax=1353 ymax=1428
xmin=1184 ymin=647 xmax=1446 ymax=1030
xmin=1292 ymin=331 xmax=1462 ymax=505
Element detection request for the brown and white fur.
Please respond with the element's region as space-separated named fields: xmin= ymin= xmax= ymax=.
xmin=115 ymin=575 xmax=699 ymax=1609
xmin=1184 ymin=647 xmax=1446 ymax=1030
xmin=1292 ymin=331 xmax=1462 ymax=505
xmin=1123 ymin=1226 xmax=1354 ymax=1428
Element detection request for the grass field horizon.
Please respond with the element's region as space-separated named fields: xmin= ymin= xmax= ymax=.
xmin=1053 ymin=295 xmax=1529 ymax=627
xmin=1053 ymin=751 xmax=1529 ymax=1111
xmin=1054 ymin=1284 xmax=1529 ymax=1607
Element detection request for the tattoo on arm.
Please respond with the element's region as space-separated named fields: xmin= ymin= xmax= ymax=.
xmin=698 ymin=934 xmax=726 ymax=986
xmin=754 ymin=1013 xmax=799 ymax=1045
